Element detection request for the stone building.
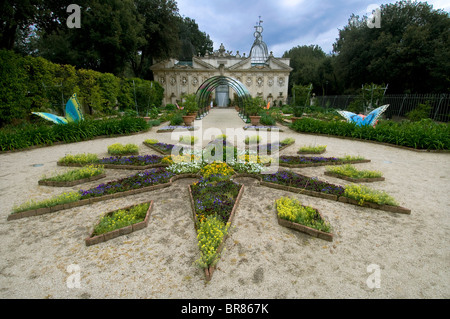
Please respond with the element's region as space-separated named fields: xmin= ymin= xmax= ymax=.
xmin=150 ymin=20 xmax=292 ymax=107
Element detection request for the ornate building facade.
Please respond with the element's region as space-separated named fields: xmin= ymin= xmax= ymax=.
xmin=150 ymin=21 xmax=292 ymax=107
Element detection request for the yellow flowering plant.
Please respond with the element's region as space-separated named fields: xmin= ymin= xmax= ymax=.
xmin=92 ymin=202 xmax=150 ymax=236
xmin=343 ymin=184 xmax=398 ymax=206
xmin=199 ymin=161 xmax=235 ymax=179
xmin=195 ymin=215 xmax=230 ymax=268
xmin=276 ymin=197 xmax=330 ymax=233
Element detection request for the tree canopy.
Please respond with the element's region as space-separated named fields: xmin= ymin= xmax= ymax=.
xmin=2 ymin=0 xmax=214 ymax=80
xmin=333 ymin=0 xmax=450 ymax=94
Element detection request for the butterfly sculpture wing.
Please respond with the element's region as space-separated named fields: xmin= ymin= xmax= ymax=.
xmin=337 ymin=110 xmax=365 ymax=126
xmin=65 ymin=93 xmax=84 ymax=123
xmin=31 ymin=112 xmax=69 ymax=125
xmin=362 ymin=104 xmax=389 ymax=126
xmin=32 ymin=93 xmax=83 ymax=125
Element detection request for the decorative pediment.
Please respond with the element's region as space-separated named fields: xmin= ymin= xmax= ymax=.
xmin=192 ymin=57 xmax=217 ymax=70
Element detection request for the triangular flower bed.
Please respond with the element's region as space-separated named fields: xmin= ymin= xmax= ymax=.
xmin=279 ymin=155 xmax=371 ymax=168
xmin=324 ymin=171 xmax=385 ymax=183
xmin=275 ymin=197 xmax=333 ymax=242
xmin=188 ymin=163 xmax=244 ymax=281
xmin=38 ymin=173 xmax=107 ymax=187
xmin=85 ymin=201 xmax=153 ymax=246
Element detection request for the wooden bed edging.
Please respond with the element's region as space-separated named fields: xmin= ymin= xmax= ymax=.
xmin=188 ymin=183 xmax=245 ymax=282
xmin=85 ymin=201 xmax=154 ymax=246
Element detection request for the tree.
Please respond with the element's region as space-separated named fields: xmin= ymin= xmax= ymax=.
xmin=282 ymin=45 xmax=337 ymax=95
xmin=333 ymin=1 xmax=450 ymax=93
xmin=37 ymin=0 xmax=144 ymax=76
xmin=177 ymin=17 xmax=213 ymax=61
xmin=131 ymin=0 xmax=180 ymax=79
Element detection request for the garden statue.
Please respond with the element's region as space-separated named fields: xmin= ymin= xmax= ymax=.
xmin=337 ymin=104 xmax=389 ymax=127
xmin=32 ymin=93 xmax=84 ymax=125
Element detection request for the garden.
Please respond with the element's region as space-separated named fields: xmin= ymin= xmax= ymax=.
xmin=7 ymin=131 xmax=412 ymax=282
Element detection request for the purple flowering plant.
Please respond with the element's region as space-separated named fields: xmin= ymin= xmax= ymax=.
xmin=262 ymin=170 xmax=344 ymax=196
xmin=79 ymin=167 xmax=174 ymax=199
xmin=99 ymin=155 xmax=163 ymax=166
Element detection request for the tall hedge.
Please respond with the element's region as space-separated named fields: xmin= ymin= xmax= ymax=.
xmin=0 ymin=50 xmax=163 ymax=127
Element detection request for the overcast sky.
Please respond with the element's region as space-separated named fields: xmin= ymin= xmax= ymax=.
xmin=176 ymin=0 xmax=450 ymax=57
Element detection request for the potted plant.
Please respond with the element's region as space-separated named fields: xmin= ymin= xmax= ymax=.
xmin=245 ymin=97 xmax=264 ymax=125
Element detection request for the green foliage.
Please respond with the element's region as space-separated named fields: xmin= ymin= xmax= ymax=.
xmin=107 ymin=143 xmax=139 ymax=155
xmin=276 ymin=197 xmax=331 ymax=233
xmin=169 ymin=113 xmax=183 ymax=126
xmin=0 ymin=50 xmax=163 ymax=126
xmin=41 ymin=165 xmax=105 ymax=182
xmin=291 ymin=117 xmax=450 ymax=150
xmin=260 ymin=113 xmax=276 ymax=126
xmin=333 ymin=1 xmax=450 ymax=93
xmin=326 ymin=164 xmax=382 ymax=179
xmin=92 ymin=202 xmax=150 ymax=236
xmin=58 ymin=153 xmax=100 ymax=165
xmin=0 ymin=116 xmax=149 ymax=152
xmin=406 ymin=101 xmax=432 ymax=122
xmin=12 ymin=191 xmax=81 ymax=214
xmin=181 ymin=93 xmax=199 ymax=114
xmin=344 ymin=184 xmax=398 ymax=206
xmin=244 ymin=96 xmax=264 ymax=116
xmin=291 ymin=83 xmax=313 ymax=116
xmin=299 ymin=145 xmax=327 ymax=153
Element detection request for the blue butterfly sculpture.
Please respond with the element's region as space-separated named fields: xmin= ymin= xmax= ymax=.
xmin=337 ymin=104 xmax=389 ymax=127
xmin=32 ymin=93 xmax=84 ymax=125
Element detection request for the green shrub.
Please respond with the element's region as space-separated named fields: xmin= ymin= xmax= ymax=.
xmin=170 ymin=113 xmax=183 ymax=126
xmin=406 ymin=102 xmax=432 ymax=122
xmin=291 ymin=117 xmax=450 ymax=150
xmin=260 ymin=113 xmax=276 ymax=125
xmin=0 ymin=117 xmax=149 ymax=152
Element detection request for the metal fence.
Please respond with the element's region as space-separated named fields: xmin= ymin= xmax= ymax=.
xmin=313 ymin=94 xmax=450 ymax=122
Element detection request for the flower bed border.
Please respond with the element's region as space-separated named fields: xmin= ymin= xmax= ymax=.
xmin=245 ymin=141 xmax=294 ymax=155
xmin=243 ymin=125 xmax=284 ymax=132
xmin=188 ymin=183 xmax=245 ymax=282
xmin=143 ymin=141 xmax=175 ymax=155
xmin=57 ymin=160 xmax=168 ymax=170
xmin=38 ymin=173 xmax=107 ymax=187
xmin=337 ymin=196 xmax=411 ymax=214
xmin=7 ymin=173 xmax=200 ymax=221
xmin=275 ymin=207 xmax=333 ymax=242
xmin=85 ymin=201 xmax=154 ymax=246
xmin=156 ymin=126 xmax=199 ymax=133
xmin=324 ymin=171 xmax=385 ymax=183
xmin=279 ymin=159 xmax=371 ymax=168
xmin=297 ymin=150 xmax=326 ymax=155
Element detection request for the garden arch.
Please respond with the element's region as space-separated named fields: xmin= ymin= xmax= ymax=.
xmin=195 ymin=76 xmax=252 ymax=116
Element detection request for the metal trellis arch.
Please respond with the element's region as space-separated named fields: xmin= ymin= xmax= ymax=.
xmin=195 ymin=76 xmax=252 ymax=119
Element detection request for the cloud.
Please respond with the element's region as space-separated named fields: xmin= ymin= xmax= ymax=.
xmin=176 ymin=0 xmax=449 ymax=57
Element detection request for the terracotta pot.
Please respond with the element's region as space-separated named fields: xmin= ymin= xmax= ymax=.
xmin=249 ymin=115 xmax=261 ymax=126
xmin=182 ymin=115 xmax=194 ymax=126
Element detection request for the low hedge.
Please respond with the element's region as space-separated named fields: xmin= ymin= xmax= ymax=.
xmin=290 ymin=118 xmax=450 ymax=150
xmin=0 ymin=116 xmax=149 ymax=152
